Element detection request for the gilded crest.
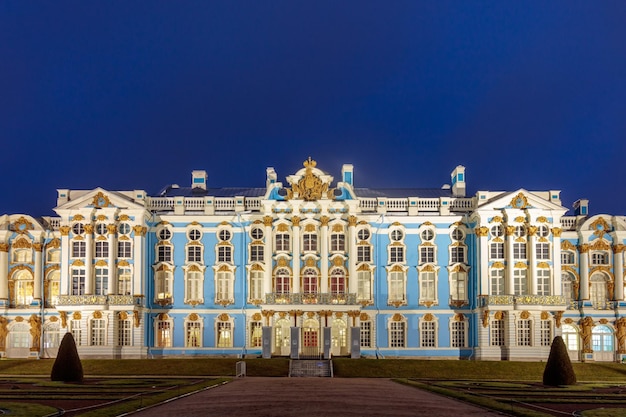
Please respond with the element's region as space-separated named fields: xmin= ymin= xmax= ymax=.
xmin=510 ymin=192 xmax=529 ymax=209
xmin=286 ymin=158 xmax=333 ymax=201
xmin=12 ymin=217 xmax=33 ymax=234
xmin=92 ymin=192 xmax=111 ymax=208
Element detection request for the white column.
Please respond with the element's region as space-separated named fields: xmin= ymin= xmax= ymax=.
xmin=133 ymin=226 xmax=144 ymax=296
xmin=107 ymin=224 xmax=116 ymax=294
xmin=348 ymin=216 xmax=357 ymax=294
xmin=476 ymin=227 xmax=489 ymax=294
xmin=33 ymin=243 xmax=43 ymax=303
xmin=506 ymin=226 xmax=515 ymax=294
xmin=0 ymin=243 xmax=8 ymax=301
xmin=320 ymin=216 xmax=329 ymax=293
xmin=60 ymin=226 xmax=70 ymax=295
xmin=292 ymin=217 xmax=301 ymax=294
xmin=84 ymin=225 xmax=94 ymax=294
xmin=263 ymin=216 xmax=273 ymax=296
xmin=552 ymin=228 xmax=562 ymax=296
xmin=580 ymin=245 xmax=589 ymax=300
xmin=614 ymin=246 xmax=624 ymax=300
xmin=529 ymin=232 xmax=537 ymax=295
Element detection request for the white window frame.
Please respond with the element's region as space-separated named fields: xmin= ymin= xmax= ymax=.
xmin=516 ymin=319 xmax=532 ymax=346
xmin=155 ymin=317 xmax=173 ymax=347
xmin=387 ymin=267 xmax=407 ymax=304
xmin=450 ymin=319 xmax=467 ymax=348
xmin=216 ymin=318 xmax=233 ymax=348
xmin=185 ymin=319 xmax=203 ymax=348
xmin=513 ymin=268 xmax=528 ymax=296
xmin=90 ymin=318 xmax=106 ymax=346
xmin=420 ymin=320 xmax=437 ymax=348
xmin=490 ymin=268 xmax=505 ymax=295
xmin=389 ymin=320 xmax=406 ymax=348
xmin=490 ymin=319 xmax=505 ymax=346
xmin=418 ymin=268 xmax=437 ymax=304
xmin=117 ymin=240 xmax=132 ymax=258
xmin=214 ymin=268 xmax=234 ymax=304
xmin=536 ymin=269 xmax=551 ymax=296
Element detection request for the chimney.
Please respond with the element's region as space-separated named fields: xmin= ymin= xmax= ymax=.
xmin=266 ymin=167 xmax=277 ymax=188
xmin=451 ymin=165 xmax=466 ymax=197
xmin=573 ymin=199 xmax=589 ymax=216
xmin=191 ymin=170 xmax=207 ymax=190
xmin=342 ymin=164 xmax=354 ymax=186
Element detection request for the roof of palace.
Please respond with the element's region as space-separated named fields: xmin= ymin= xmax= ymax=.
xmin=154 ymin=185 xmax=453 ymax=199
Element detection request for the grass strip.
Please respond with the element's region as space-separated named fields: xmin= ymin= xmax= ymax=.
xmin=72 ymin=378 xmax=230 ymax=417
xmin=395 ymin=379 xmax=552 ymax=417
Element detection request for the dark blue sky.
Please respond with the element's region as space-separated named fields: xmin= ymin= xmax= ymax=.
xmin=2 ymin=1 xmax=625 ymax=217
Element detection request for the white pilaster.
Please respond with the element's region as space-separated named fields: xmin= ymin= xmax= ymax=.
xmin=348 ymin=216 xmax=357 ymax=294
xmin=506 ymin=227 xmax=515 ymax=294
xmin=320 ymin=216 xmax=329 ymax=293
xmin=60 ymin=227 xmax=70 ymax=295
xmin=529 ymin=233 xmax=537 ymax=295
xmin=33 ymin=243 xmax=43 ymax=302
xmin=84 ymin=226 xmax=93 ymax=294
xmin=580 ymin=245 xmax=589 ymax=300
xmin=107 ymin=225 xmax=116 ymax=294
xmin=292 ymin=217 xmax=300 ymax=294
xmin=264 ymin=216 xmax=273 ymax=296
xmin=133 ymin=226 xmax=144 ymax=296
xmin=552 ymin=229 xmax=562 ymax=296
xmin=614 ymin=246 xmax=624 ymax=300
xmin=0 ymin=244 xmax=8 ymax=301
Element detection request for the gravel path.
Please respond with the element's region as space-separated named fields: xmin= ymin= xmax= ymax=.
xmin=130 ymin=377 xmax=506 ymax=417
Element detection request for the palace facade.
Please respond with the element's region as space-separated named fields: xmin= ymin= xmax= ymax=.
xmin=0 ymin=159 xmax=625 ymax=362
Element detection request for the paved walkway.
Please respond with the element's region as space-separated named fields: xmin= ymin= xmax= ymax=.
xmin=131 ymin=377 xmax=506 ymax=417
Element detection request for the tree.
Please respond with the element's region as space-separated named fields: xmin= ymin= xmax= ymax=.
xmin=51 ymin=332 xmax=83 ymax=383
xmin=543 ymin=335 xmax=576 ymax=386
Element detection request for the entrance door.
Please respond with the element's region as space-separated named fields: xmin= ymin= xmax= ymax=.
xmin=274 ymin=319 xmax=291 ymax=356
xmin=301 ymin=318 xmax=320 ymax=358
xmin=331 ymin=319 xmax=347 ymax=356
xmin=592 ymin=325 xmax=614 ymax=361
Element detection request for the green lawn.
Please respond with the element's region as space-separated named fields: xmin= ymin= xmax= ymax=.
xmin=0 ymin=357 xmax=625 ymax=381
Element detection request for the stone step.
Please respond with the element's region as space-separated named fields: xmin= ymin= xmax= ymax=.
xmin=289 ymin=360 xmax=333 ymax=377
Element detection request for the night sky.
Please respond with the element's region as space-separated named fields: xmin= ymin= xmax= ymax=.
xmin=2 ymin=1 xmax=625 ymax=217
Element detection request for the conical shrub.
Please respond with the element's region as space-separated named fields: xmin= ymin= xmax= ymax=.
xmin=543 ymin=335 xmax=576 ymax=386
xmin=51 ymin=332 xmax=83 ymax=383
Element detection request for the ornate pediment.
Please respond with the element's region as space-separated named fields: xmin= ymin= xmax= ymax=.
xmin=285 ymin=158 xmax=335 ymax=201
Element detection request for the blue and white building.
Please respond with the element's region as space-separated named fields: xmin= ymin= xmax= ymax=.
xmin=0 ymin=158 xmax=624 ymax=361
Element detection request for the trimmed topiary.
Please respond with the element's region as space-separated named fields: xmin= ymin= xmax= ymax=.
xmin=51 ymin=332 xmax=83 ymax=383
xmin=543 ymin=335 xmax=576 ymax=386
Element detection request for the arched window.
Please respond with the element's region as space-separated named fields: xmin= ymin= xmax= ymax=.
xmin=329 ymin=268 xmax=346 ymax=295
xmin=13 ymin=269 xmax=34 ymax=307
xmin=357 ymin=266 xmax=372 ymax=302
xmin=561 ymin=272 xmax=576 ymax=305
xmin=250 ymin=320 xmax=263 ymax=347
xmin=214 ymin=267 xmax=233 ymax=304
xmin=590 ymin=274 xmax=609 ymax=309
xmin=302 ymin=267 xmax=318 ymax=295
xmin=562 ymin=324 xmax=579 ymax=351
xmin=185 ymin=266 xmax=204 ymax=304
xmin=274 ymin=268 xmax=291 ymax=295
xmin=155 ymin=314 xmax=172 ymax=347
xmin=185 ymin=317 xmax=202 ymax=348
xmin=45 ymin=269 xmax=60 ymax=307
xmin=154 ymin=266 xmax=173 ymax=302
xmin=450 ymin=270 xmax=467 ymax=303
xmin=216 ymin=317 xmax=233 ymax=348
xmin=117 ymin=266 xmax=132 ymax=295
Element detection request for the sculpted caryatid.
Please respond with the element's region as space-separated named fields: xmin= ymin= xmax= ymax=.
xmin=29 ymin=315 xmax=41 ymax=350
